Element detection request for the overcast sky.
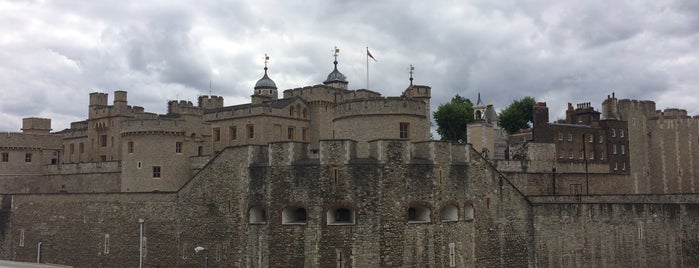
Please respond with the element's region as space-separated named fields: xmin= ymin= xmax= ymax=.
xmin=1 ymin=0 xmax=698 ymax=132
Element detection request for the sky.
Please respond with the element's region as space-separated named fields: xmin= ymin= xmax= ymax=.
xmin=1 ymin=0 xmax=698 ymax=132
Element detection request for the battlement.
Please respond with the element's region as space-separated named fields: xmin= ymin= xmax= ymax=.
xmin=283 ymin=85 xmax=340 ymax=103
xmin=333 ymin=97 xmax=428 ymax=119
xmin=198 ymin=95 xmax=224 ymax=110
xmin=403 ymin=85 xmax=431 ymax=100
xmin=120 ymin=119 xmax=189 ymax=136
xmin=617 ymin=99 xmax=656 ymax=119
xmin=168 ymin=100 xmax=202 ymax=117
xmin=21 ymin=117 xmax=51 ymax=134
xmin=654 ymin=108 xmax=689 ymax=119
xmin=337 ymin=89 xmax=382 ymax=101
xmin=229 ymin=140 xmax=473 ymax=167
xmin=89 ymin=92 xmax=108 ymax=107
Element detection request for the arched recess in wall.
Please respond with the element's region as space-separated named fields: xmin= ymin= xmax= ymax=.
xmin=441 ymin=204 xmax=459 ymax=222
xmin=282 ymin=206 xmax=307 ymax=225
xmin=464 ymin=200 xmax=475 ymax=221
xmin=249 ymin=206 xmax=267 ymax=224
xmin=407 ymin=203 xmax=432 ymax=223
xmin=326 ymin=206 xmax=356 ymax=225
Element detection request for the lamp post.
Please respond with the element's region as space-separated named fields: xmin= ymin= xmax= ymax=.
xmin=139 ymin=218 xmax=145 ymax=268
xmin=195 ymin=246 xmax=208 ymax=268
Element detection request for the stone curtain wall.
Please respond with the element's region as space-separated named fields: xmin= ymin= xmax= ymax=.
xmin=530 ymin=195 xmax=699 ymax=267
xmin=6 ymin=193 xmax=177 ymax=267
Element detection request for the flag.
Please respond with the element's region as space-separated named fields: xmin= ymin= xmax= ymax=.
xmin=367 ymin=49 xmax=377 ymax=62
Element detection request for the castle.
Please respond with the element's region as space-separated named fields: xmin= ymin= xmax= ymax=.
xmin=1 ymin=53 xmax=699 ymax=267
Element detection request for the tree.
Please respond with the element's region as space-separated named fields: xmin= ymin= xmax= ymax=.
xmin=499 ymin=96 xmax=536 ymax=134
xmin=433 ymin=94 xmax=474 ymax=143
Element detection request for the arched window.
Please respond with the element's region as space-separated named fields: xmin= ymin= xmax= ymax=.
xmin=441 ymin=205 xmax=458 ymax=222
xmin=302 ymin=108 xmax=308 ymax=119
xmin=249 ymin=206 xmax=267 ymax=224
xmin=407 ymin=205 xmax=431 ymax=223
xmin=289 ymin=106 xmax=295 ymax=117
xmin=282 ymin=206 xmax=307 ymax=225
xmin=326 ymin=207 xmax=356 ymax=225
xmin=475 ymin=110 xmax=482 ymax=120
xmin=464 ymin=203 xmax=475 ymax=221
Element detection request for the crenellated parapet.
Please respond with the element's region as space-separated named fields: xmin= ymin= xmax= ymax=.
xmin=120 ymin=119 xmax=188 ymax=136
xmin=333 ymin=97 xmax=428 ymax=120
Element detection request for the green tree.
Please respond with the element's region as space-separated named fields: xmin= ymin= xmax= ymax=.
xmin=499 ymin=96 xmax=536 ymax=134
xmin=433 ymin=94 xmax=474 ymax=143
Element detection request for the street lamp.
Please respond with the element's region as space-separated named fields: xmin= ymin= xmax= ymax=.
xmin=194 ymin=246 xmax=208 ymax=268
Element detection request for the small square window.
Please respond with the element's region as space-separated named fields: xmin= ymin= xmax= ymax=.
xmin=25 ymin=153 xmax=32 ymax=163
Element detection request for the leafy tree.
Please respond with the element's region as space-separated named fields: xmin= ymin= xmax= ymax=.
xmin=433 ymin=94 xmax=474 ymax=143
xmin=499 ymin=96 xmax=536 ymax=134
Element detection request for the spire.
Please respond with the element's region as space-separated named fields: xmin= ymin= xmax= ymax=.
xmin=476 ymin=92 xmax=483 ymax=106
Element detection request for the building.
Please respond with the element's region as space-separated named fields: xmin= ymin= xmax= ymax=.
xmin=2 ymin=54 xmax=699 ymax=267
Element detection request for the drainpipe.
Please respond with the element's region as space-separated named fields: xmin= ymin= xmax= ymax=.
xmin=139 ymin=218 xmax=145 ymax=268
xmin=36 ymin=242 xmax=42 ymax=263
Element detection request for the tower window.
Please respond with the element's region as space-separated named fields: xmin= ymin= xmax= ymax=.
xmin=288 ymin=127 xmax=295 ymax=140
xmin=1 ymin=152 xmax=8 ymax=162
xmin=282 ymin=206 xmax=307 ymax=225
xmin=399 ymin=122 xmax=410 ymax=139
xmin=175 ymin=142 xmax=183 ymax=153
xmin=327 ymin=207 xmax=356 ymax=225
xmin=153 ymin=166 xmax=161 ymax=178
xmin=128 ymin=141 xmax=134 ymax=154
xmin=100 ymin=135 xmax=107 ymax=147
xmin=213 ymin=128 xmax=221 ymax=142
xmin=247 ymin=124 xmax=254 ymax=139
xmin=229 ymin=126 xmax=237 ymax=140
xmin=25 ymin=153 xmax=32 ymax=163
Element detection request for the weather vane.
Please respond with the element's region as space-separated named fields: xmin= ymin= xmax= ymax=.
xmin=264 ymin=53 xmax=270 ymax=68
xmin=333 ymin=46 xmax=340 ymax=61
xmin=409 ymin=64 xmax=415 ymax=86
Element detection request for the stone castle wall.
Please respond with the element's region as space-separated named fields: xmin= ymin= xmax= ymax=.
xmin=530 ymin=195 xmax=699 ymax=267
xmin=1 ymin=140 xmax=534 ymax=267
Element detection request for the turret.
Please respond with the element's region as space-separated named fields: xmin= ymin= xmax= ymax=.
xmin=21 ymin=117 xmax=51 ymax=134
xmin=252 ymin=54 xmax=278 ymax=104
xmin=198 ymin=95 xmax=224 ymax=110
xmin=323 ymin=47 xmax=348 ymax=89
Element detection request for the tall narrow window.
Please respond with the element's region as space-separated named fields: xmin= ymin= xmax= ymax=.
xmin=213 ymin=128 xmax=221 ymax=142
xmin=399 ymin=122 xmax=410 ymax=139
xmin=70 ymin=144 xmax=75 ymax=154
xmin=588 ymin=134 xmax=593 ymax=143
xmin=611 ymin=128 xmax=616 ymax=137
xmin=558 ymin=132 xmax=563 ymax=140
xmin=104 ymin=234 xmax=110 ymax=254
xmin=128 ymin=141 xmax=134 ymax=154
xmin=599 ymin=134 xmax=605 ymax=143
xmin=613 ymin=144 xmax=617 ymax=154
xmin=79 ymin=143 xmax=85 ymax=153
xmin=567 ymin=132 xmax=572 ymax=141
xmin=100 ymin=135 xmax=108 ymax=147
xmin=1 ymin=152 xmax=8 ymax=162
xmin=229 ymin=126 xmax=237 ymax=140
xmin=614 ymin=162 xmax=618 ymax=170
xmin=175 ymin=142 xmax=183 ymax=153
xmin=590 ymin=151 xmax=595 ymax=160
xmin=247 ymin=124 xmax=254 ymax=139
xmin=620 ymin=129 xmax=625 ymax=138
xmin=621 ymin=144 xmax=625 ymax=155
xmin=558 ymin=149 xmax=563 ymax=159
xmin=287 ymin=127 xmax=295 ymax=140
xmin=153 ymin=166 xmax=161 ymax=178
xmin=25 ymin=153 xmax=32 ymax=163
xmin=568 ymin=149 xmax=573 ymax=159
xmin=19 ymin=229 xmax=25 ymax=247
xmin=302 ymin=128 xmax=308 ymax=141
xmin=579 ymin=150 xmax=584 ymax=160
xmin=622 ymin=162 xmax=626 ymax=171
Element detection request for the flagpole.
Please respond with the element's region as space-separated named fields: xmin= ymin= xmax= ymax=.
xmin=366 ymin=47 xmax=369 ymax=90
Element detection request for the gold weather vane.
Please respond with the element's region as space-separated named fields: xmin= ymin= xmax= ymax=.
xmin=264 ymin=53 xmax=270 ymax=68
xmin=409 ymin=64 xmax=415 ymax=86
xmin=333 ymin=46 xmax=340 ymax=61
